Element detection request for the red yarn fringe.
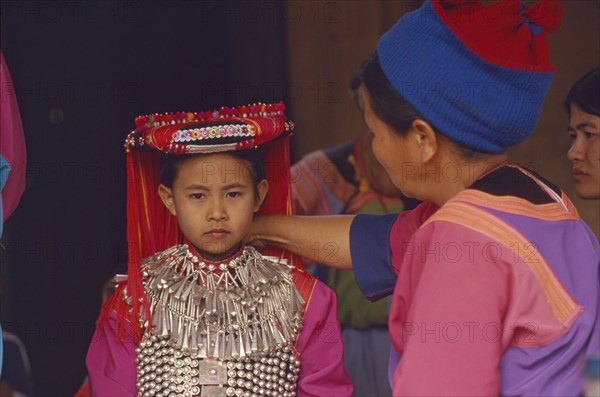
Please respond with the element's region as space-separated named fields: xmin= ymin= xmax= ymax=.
xmin=97 ymin=113 xmax=298 ymax=342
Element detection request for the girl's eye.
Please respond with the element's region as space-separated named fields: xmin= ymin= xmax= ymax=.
xmin=191 ymin=193 xmax=205 ymax=200
xmin=584 ymin=131 xmax=597 ymax=139
xmin=227 ymin=191 xmax=241 ymax=198
xmin=568 ymin=132 xmax=577 ymax=141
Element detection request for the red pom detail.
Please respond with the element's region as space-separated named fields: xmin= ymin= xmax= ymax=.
xmin=135 ymin=117 xmax=145 ymax=127
xmin=433 ymin=0 xmax=556 ymax=71
xmin=440 ymin=0 xmax=481 ymax=6
xmin=524 ymin=0 xmax=563 ymax=33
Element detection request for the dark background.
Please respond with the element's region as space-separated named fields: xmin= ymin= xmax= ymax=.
xmin=2 ymin=1 xmax=599 ymax=396
xmin=1 ymin=1 xmax=289 ymax=395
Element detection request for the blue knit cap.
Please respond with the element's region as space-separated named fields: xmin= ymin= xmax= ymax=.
xmin=377 ymin=0 xmax=563 ymax=153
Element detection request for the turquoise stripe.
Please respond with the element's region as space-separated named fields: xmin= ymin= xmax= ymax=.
xmin=0 ymin=154 xmax=7 ymax=373
xmin=0 ymin=154 xmax=11 ymax=238
xmin=0 ymin=322 xmax=3 ymax=376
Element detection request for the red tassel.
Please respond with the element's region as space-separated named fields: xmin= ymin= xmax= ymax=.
xmin=525 ymin=0 xmax=563 ymax=33
xmin=259 ymin=134 xmax=303 ymax=269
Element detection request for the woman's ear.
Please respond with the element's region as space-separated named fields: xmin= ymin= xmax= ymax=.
xmin=253 ymin=179 xmax=269 ymax=213
xmin=410 ymin=119 xmax=438 ymax=163
xmin=158 ymin=184 xmax=177 ymax=216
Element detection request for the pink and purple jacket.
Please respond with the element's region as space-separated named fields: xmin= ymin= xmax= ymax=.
xmin=350 ymin=164 xmax=600 ymax=396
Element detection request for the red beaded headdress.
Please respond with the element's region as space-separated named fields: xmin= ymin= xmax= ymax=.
xmin=101 ymin=102 xmax=298 ymax=341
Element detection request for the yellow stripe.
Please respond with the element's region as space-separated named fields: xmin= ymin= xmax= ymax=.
xmin=456 ymin=190 xmax=579 ymax=221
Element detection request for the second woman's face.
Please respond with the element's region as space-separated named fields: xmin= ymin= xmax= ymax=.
xmin=567 ymin=104 xmax=600 ymax=199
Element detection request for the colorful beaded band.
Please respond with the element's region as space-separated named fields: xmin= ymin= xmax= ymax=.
xmin=172 ymin=124 xmax=256 ymax=143
xmin=123 ymin=102 xmax=293 ymax=154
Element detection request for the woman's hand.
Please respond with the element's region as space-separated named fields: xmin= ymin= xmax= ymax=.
xmin=247 ymin=214 xmax=355 ymax=269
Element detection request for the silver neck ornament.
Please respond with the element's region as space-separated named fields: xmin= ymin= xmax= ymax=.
xmin=140 ymin=244 xmax=305 ymax=360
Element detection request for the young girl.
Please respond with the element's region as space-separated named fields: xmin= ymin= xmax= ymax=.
xmin=85 ymin=103 xmax=352 ymax=396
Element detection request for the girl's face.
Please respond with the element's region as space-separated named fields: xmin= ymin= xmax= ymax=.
xmin=567 ymin=104 xmax=600 ymax=199
xmin=159 ymin=153 xmax=268 ymax=261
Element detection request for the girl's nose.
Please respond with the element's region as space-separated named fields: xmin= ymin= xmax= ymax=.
xmin=207 ymin=198 xmax=227 ymax=221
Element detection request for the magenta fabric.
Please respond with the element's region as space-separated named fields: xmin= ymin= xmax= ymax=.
xmin=294 ymin=278 xmax=353 ymax=397
xmin=86 ymin=278 xmax=353 ymax=396
xmin=0 ymin=50 xmax=26 ymax=223
xmin=86 ymin=316 xmax=137 ymax=396
xmin=389 ymin=220 xmax=519 ymax=395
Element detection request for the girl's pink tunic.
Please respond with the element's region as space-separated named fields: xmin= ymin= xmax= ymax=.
xmin=86 ymin=278 xmax=353 ymax=397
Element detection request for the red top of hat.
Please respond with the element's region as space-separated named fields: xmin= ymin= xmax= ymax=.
xmin=433 ymin=0 xmax=563 ymax=72
xmin=124 ymin=101 xmax=294 ymax=155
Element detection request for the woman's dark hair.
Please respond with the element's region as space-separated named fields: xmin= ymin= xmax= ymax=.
xmin=361 ymin=53 xmax=425 ymax=136
xmin=350 ymin=73 xmax=364 ymax=112
xmin=565 ymin=67 xmax=600 ymax=117
xmin=159 ymin=147 xmax=266 ymax=192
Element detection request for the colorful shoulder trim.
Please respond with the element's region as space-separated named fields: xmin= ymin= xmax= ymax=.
xmin=456 ymin=189 xmax=579 ymax=221
xmin=423 ymin=200 xmax=582 ymax=327
xmin=467 ymin=164 xmax=579 ymax=221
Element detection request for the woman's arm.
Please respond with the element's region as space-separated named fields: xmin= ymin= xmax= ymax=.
xmin=249 ymin=215 xmax=355 ymax=269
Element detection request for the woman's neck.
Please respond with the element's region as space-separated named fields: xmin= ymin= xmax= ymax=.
xmin=428 ymin=152 xmax=508 ymax=206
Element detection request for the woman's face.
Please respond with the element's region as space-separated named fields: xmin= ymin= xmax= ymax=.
xmin=567 ymin=104 xmax=600 ymax=199
xmin=360 ymin=87 xmax=420 ymax=199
